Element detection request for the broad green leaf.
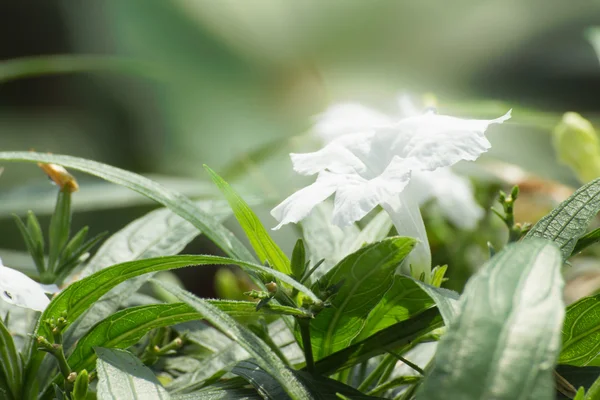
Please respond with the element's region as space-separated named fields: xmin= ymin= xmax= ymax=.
xmin=417 ymin=240 xmax=565 ymax=400
xmin=560 ymin=294 xmax=600 ymax=366
xmin=95 ymin=347 xmax=170 ymax=400
xmin=0 ymin=319 xmax=21 ymax=400
xmin=302 ymin=203 xmax=392 ymax=281
xmin=314 ymin=307 xmax=443 ymax=376
xmin=572 ymin=227 xmax=600 ymax=256
xmin=525 ymin=177 xmax=600 ymax=259
xmin=205 ymin=166 xmax=291 ymax=275
xmin=232 ymin=360 xmax=383 ymax=400
xmin=162 ymin=282 xmax=314 ymax=400
xmin=354 ymin=275 xmax=435 ymax=342
xmin=63 ymin=200 xmax=232 ymax=349
xmin=0 ymin=152 xmax=256 ymax=263
xmin=171 ymin=388 xmax=261 ymax=400
xmin=67 ymin=302 xmax=307 ymax=374
xmin=310 ymin=237 xmax=416 ymax=359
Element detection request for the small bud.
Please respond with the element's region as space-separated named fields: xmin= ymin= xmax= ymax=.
xmin=38 ymin=162 xmax=79 ymax=192
xmin=265 ymin=282 xmax=278 ymax=293
xmin=153 ymin=345 xmax=161 ymax=353
xmin=553 ymin=112 xmax=600 ymax=183
xmin=510 ymin=185 xmax=520 ymax=200
xmin=174 ymin=337 xmax=183 ymax=347
xmin=67 ymin=372 xmax=77 ymax=383
xmin=72 ymin=369 xmax=89 ymax=400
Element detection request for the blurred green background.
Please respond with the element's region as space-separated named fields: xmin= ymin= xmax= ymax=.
xmin=3 ymin=1 xmax=600 ymax=294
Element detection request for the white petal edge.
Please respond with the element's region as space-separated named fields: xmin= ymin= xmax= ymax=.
xmin=0 ymin=264 xmax=50 ymax=312
xmin=270 ymin=173 xmax=338 ymax=230
xmin=313 ymin=102 xmax=393 ymax=143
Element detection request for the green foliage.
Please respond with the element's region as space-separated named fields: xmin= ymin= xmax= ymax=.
xmin=0 ymin=319 xmax=22 ymax=400
xmin=525 ymin=176 xmax=600 ymax=259
xmin=95 ymin=347 xmax=170 ymax=400
xmin=308 ymin=237 xmax=416 ymax=360
xmin=205 ymin=166 xmax=291 ymax=275
xmin=417 ymin=240 xmax=565 ymax=400
xmin=560 ymin=294 xmax=600 ymax=366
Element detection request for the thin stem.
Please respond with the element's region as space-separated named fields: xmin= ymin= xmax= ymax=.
xmin=53 ymin=345 xmax=71 ymax=379
xmin=298 ymin=319 xmax=315 ymax=374
xmin=388 ymin=352 xmax=425 ymax=376
xmin=357 ymin=354 xmax=395 ymax=393
xmin=368 ymin=376 xmax=421 ymax=397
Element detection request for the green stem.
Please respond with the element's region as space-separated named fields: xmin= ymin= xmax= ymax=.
xmin=357 ymin=354 xmax=395 ymax=393
xmin=368 ymin=376 xmax=421 ymax=397
xmin=298 ymin=319 xmax=315 ymax=374
xmin=388 ymin=352 xmax=425 ymax=376
xmin=53 ymin=345 xmax=71 ymax=379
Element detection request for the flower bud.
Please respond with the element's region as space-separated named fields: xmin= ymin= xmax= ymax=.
xmin=553 ymin=112 xmax=600 ymax=183
xmin=38 ymin=162 xmax=79 ymax=192
xmin=72 ymin=370 xmax=89 ymax=400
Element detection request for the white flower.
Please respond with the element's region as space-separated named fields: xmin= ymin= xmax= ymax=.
xmin=313 ymin=96 xmax=485 ymax=230
xmin=0 ymin=258 xmax=50 ymax=312
xmin=271 ymin=100 xmax=510 ymax=281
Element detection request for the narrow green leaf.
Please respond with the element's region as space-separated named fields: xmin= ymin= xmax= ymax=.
xmin=63 ymin=201 xmax=230 ymax=349
xmin=95 ymin=347 xmax=170 ymax=400
xmin=560 ymin=294 xmax=600 ymax=366
xmin=314 ymin=307 xmax=443 ymax=376
xmin=12 ymin=215 xmax=45 ymax=275
xmin=417 ymin=240 xmax=565 ymax=400
xmin=0 ymin=152 xmax=256 ymax=263
xmin=0 ymin=319 xmax=21 ymax=399
xmin=162 ymin=282 xmax=314 ymax=400
xmin=48 ymin=189 xmax=72 ymax=272
xmin=310 ymin=237 xmax=416 ymax=359
xmin=25 ymin=211 xmax=45 ymax=273
xmin=354 ymin=275 xmax=435 ymax=342
xmin=66 ymin=302 xmax=304 ymax=375
xmin=205 ymin=166 xmax=291 ymax=275
xmin=525 ymin=177 xmax=600 ymax=259
xmin=37 ymin=254 xmax=319 ymax=342
xmin=572 ymin=227 xmax=600 ymax=256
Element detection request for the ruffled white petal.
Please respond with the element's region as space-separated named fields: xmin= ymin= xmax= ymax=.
xmin=0 ymin=261 xmax=50 ymax=312
xmin=271 ymin=173 xmax=338 ymax=230
xmin=313 ymin=103 xmax=392 ymax=143
xmin=411 ymin=169 xmax=484 ymax=230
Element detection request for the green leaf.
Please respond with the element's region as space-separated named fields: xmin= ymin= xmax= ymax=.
xmin=354 ymin=275 xmax=435 ymax=342
xmin=572 ymin=227 xmax=600 ymax=256
xmin=66 ymin=301 xmax=306 ymax=377
xmin=416 ymin=239 xmax=565 ymax=400
xmin=302 ymin=204 xmax=392 ymax=281
xmin=48 ymin=189 xmax=72 ymax=272
xmin=38 ymin=255 xmax=319 ymax=342
xmin=314 ymin=307 xmax=443 ymax=376
xmin=291 ymin=239 xmax=306 ymax=280
xmin=309 ymin=237 xmax=416 ymax=359
xmin=410 ymin=279 xmax=461 ymax=326
xmin=560 ymin=294 xmax=600 ymax=366
xmin=162 ymin=282 xmax=314 ymax=400
xmin=0 ymin=319 xmax=21 ymax=400
xmin=0 ymin=152 xmax=256 ymax=263
xmin=25 ymin=211 xmax=45 ymax=273
xmin=525 ymin=177 xmax=600 ymax=259
xmin=95 ymin=347 xmax=170 ymax=400
xmin=205 ymin=166 xmax=291 ymax=275
xmin=63 ymin=201 xmax=231 ymax=348
xmin=233 ymin=360 xmax=383 ymax=400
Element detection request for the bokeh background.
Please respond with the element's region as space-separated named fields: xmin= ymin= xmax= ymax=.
xmin=3 ymin=1 xmax=600 ymax=295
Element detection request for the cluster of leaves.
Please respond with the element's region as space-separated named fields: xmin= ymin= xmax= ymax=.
xmin=2 ymin=151 xmax=600 ymax=400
